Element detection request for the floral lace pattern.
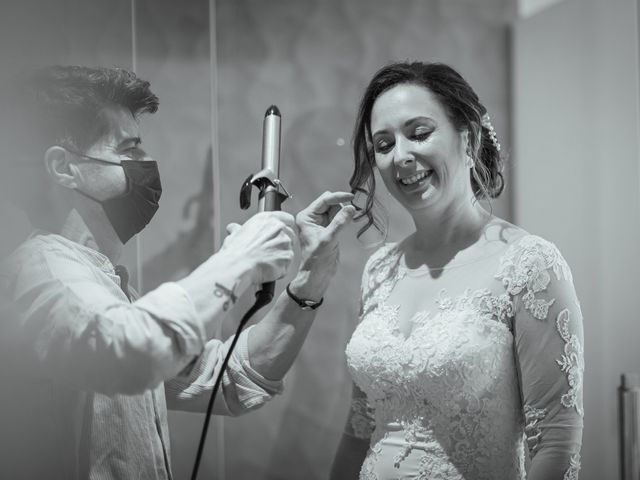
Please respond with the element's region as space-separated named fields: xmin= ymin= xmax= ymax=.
xmin=524 ymin=404 xmax=548 ymax=457
xmin=436 ymin=287 xmax=515 ymax=330
xmin=564 ymin=453 xmax=581 ymax=480
xmin=346 ymin=235 xmax=582 ymax=479
xmin=556 ymin=309 xmax=585 ymax=416
xmin=496 ymin=235 xmax=572 ymax=320
xmin=347 ymin=243 xmax=525 ymax=479
xmin=497 ymin=236 xmax=584 ymax=418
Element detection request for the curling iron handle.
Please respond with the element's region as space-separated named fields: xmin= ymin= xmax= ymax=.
xmin=255 ymin=189 xmax=283 ymax=305
xmin=256 ymin=282 xmax=275 ymax=305
xmin=262 ymin=189 xmax=282 ymax=213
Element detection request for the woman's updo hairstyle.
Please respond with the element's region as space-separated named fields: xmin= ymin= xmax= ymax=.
xmin=350 ymin=61 xmax=504 ymax=239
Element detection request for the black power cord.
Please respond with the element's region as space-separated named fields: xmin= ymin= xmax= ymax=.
xmin=190 ymin=291 xmax=272 ymax=480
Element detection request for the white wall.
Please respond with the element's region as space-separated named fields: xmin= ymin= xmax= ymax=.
xmin=513 ymin=0 xmax=640 ymax=477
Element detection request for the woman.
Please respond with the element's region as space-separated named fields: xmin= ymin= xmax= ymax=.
xmin=331 ymin=62 xmax=583 ymax=480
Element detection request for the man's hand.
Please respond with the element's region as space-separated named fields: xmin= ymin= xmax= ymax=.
xmin=176 ymin=211 xmax=296 ymax=330
xmin=222 ymin=211 xmax=297 ymax=285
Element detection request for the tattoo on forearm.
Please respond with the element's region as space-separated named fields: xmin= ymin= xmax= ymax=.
xmin=213 ymin=282 xmax=238 ymax=311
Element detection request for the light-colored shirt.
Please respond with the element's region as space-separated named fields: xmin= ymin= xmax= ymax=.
xmin=0 ymin=231 xmax=282 ymax=480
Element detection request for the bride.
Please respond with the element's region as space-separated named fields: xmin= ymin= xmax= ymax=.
xmin=330 ymin=62 xmax=583 ymax=480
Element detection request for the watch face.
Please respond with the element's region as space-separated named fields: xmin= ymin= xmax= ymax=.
xmin=303 ymin=299 xmax=321 ymax=310
xmin=286 ymin=284 xmax=322 ymax=310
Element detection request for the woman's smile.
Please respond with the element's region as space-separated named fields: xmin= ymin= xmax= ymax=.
xmin=398 ymin=169 xmax=433 ymax=187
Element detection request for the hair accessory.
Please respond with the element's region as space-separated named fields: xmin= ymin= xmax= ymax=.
xmin=481 ymin=113 xmax=501 ymax=152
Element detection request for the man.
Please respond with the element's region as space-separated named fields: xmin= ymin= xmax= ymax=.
xmin=0 ymin=66 xmax=355 ymax=479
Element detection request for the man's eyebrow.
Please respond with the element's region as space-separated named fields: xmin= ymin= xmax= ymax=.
xmin=116 ymin=137 xmax=142 ymax=149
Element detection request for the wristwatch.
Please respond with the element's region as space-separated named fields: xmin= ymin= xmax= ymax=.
xmin=286 ymin=283 xmax=324 ymax=310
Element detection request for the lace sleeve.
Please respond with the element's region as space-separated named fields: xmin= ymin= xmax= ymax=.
xmin=342 ymin=245 xmax=394 ymax=439
xmin=344 ymin=382 xmax=376 ymax=439
xmin=360 ymin=243 xmax=397 ymax=317
xmin=497 ymin=236 xmax=584 ymax=480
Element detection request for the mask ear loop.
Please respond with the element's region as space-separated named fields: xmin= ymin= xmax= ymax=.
xmin=73 ymin=187 xmax=103 ymax=204
xmin=66 ymin=149 xmax=141 ymax=199
xmin=64 ymin=147 xmax=122 ymax=166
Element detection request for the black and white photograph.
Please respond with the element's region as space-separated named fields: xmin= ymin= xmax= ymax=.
xmin=0 ymin=0 xmax=636 ymax=479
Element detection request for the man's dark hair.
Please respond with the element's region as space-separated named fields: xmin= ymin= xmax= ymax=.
xmin=23 ymin=65 xmax=159 ymax=152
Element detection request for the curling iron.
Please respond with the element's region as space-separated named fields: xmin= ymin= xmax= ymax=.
xmin=190 ymin=105 xmax=290 ymax=480
xmin=240 ymin=105 xmax=291 ymax=305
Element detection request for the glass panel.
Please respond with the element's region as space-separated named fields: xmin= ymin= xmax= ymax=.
xmin=131 ymin=0 xmax=223 ymax=477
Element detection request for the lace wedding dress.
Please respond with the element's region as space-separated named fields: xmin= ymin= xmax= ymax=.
xmin=345 ymin=235 xmax=583 ymax=480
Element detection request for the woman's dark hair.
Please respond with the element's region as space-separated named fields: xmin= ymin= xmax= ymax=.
xmin=350 ymin=61 xmax=505 ymax=238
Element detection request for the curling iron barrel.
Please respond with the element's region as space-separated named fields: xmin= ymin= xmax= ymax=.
xmin=259 ymin=105 xmax=282 ymax=213
xmin=238 ymin=105 xmax=290 ymax=307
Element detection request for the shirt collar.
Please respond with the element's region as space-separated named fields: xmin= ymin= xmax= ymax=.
xmin=30 ymin=230 xmax=116 ymax=275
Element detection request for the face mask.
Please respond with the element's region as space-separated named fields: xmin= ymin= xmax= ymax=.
xmin=70 ymin=152 xmax=162 ymax=244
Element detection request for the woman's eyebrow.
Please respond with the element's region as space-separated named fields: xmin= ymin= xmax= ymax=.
xmin=371 ymin=128 xmax=389 ymax=138
xmin=404 ymin=116 xmax=435 ymax=128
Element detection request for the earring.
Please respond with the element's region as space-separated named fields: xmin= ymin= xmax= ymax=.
xmin=465 ymin=154 xmax=475 ymax=169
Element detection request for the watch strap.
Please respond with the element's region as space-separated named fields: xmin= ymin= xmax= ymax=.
xmin=285 ymin=283 xmax=324 ymax=310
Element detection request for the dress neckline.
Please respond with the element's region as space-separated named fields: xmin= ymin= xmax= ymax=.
xmin=374 ymin=241 xmax=520 ymax=340
xmin=391 ymin=232 xmax=532 ymax=277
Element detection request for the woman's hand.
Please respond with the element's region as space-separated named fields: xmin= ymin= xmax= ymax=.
xmin=297 ymin=191 xmax=355 ymax=267
xmin=290 ymin=191 xmax=356 ymax=300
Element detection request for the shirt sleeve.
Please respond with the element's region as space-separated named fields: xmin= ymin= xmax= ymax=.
xmin=498 ymin=236 xmax=584 ymax=480
xmin=164 ymin=325 xmax=283 ymax=416
xmin=2 ymin=240 xmax=209 ymax=396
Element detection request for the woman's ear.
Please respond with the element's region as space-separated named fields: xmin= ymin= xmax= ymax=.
xmin=44 ymin=146 xmax=79 ymax=189
xmin=461 ymin=125 xmax=482 ymax=158
xmin=460 ymin=129 xmax=471 ymax=156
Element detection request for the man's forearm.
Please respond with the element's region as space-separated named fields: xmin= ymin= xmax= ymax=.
xmin=246 ymin=263 xmax=335 ymax=380
xmin=176 ymin=252 xmax=253 ymax=338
